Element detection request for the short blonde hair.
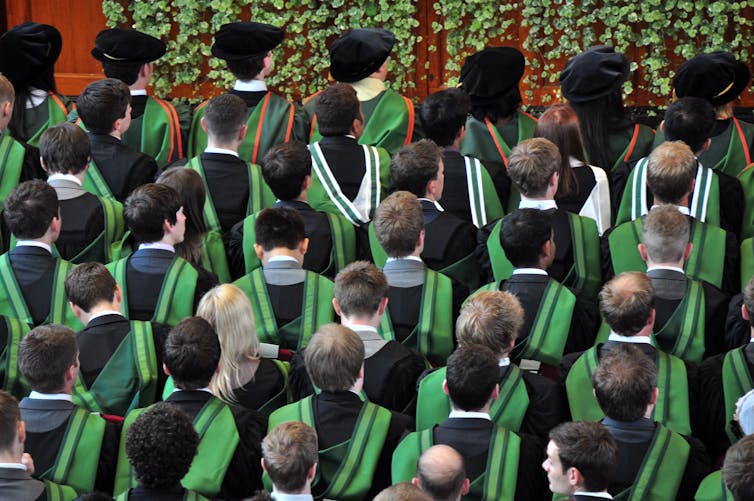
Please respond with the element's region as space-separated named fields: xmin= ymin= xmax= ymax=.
xmin=197 ymin=284 xmax=260 ymax=403
xmin=0 ymin=74 xmax=13 ymax=104
xmin=642 ymin=205 xmax=689 ymax=263
xmin=508 ymin=137 xmax=560 ymax=197
xmin=646 ymin=141 xmax=696 ymax=204
xmin=304 ymin=324 xmax=364 ymax=392
xmin=456 ymin=291 xmax=524 ymax=356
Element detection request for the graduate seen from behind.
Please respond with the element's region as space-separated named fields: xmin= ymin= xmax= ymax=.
xmin=261 ymin=421 xmax=318 ymax=501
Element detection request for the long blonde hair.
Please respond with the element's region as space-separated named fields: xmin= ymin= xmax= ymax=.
xmin=197 ymin=284 xmax=260 ymax=403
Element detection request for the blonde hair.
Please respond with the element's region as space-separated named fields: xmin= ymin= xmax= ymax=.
xmin=197 ymin=284 xmax=260 ymax=402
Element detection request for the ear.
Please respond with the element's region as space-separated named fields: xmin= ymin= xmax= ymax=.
xmin=261 ymin=458 xmax=268 ymax=474
xmin=647 ymin=308 xmax=656 ymax=330
xmin=17 ymin=420 xmax=25 ymax=444
xmin=649 ymin=387 xmax=659 ymax=405
xmin=461 ymin=478 xmax=470 ymax=496
xmin=332 ymin=297 xmax=343 ymax=317
xmin=307 ymin=462 xmax=317 ymax=481
xmin=658 ymin=120 xmax=665 ymax=134
xmin=254 ymin=243 xmax=264 ymax=260
xmin=417 ymin=229 xmax=425 ymax=251
xmin=683 ymin=242 xmax=693 ymax=261
xmin=68 ymin=302 xmax=83 ymax=321
xmin=442 ymin=379 xmax=449 ymax=396
xmin=456 ymin=124 xmax=466 ymax=142
xmin=302 ymin=174 xmax=312 ymax=193
xmin=238 ymin=124 xmax=248 ymax=141
xmin=299 ymin=237 xmax=309 ymax=256
xmin=377 ymin=296 xmax=389 ymax=316
xmin=569 ymin=466 xmax=583 ymax=487
xmin=114 ymin=283 xmax=123 ymax=305
xmin=411 ymin=477 xmax=421 ymax=488
xmin=357 ymin=363 xmax=364 ymax=381
xmin=162 ymin=218 xmax=174 ymax=236
xmin=163 ymin=363 xmax=171 ymax=376
xmin=139 ymin=63 xmax=150 ymax=78
xmin=688 ymin=177 xmax=695 ymax=196
xmin=742 ymin=302 xmax=750 ymax=321
xmin=549 ymin=170 xmax=559 ymax=189
xmin=40 ymin=157 xmax=48 ymax=173
xmin=2 ymin=100 xmax=12 ymax=118
xmin=200 ymin=116 xmax=208 ymax=133
xmin=700 ymin=137 xmax=712 ymax=153
xmin=491 ymin=383 xmax=500 ymax=401
xmin=637 ymin=243 xmax=648 ymax=263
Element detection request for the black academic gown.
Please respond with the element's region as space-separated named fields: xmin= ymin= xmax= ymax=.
xmin=0 ymin=467 xmax=46 ymax=501
xmin=6 ymin=245 xmax=58 ymax=326
xmin=88 ymin=133 xmax=157 ymax=203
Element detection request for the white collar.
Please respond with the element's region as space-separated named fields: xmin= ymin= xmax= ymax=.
xmin=267 ymin=255 xmax=300 ymax=263
xmin=0 ymin=463 xmax=27 ymax=470
xmin=271 ymin=492 xmax=314 ymax=501
xmin=349 ymin=77 xmax=386 ymax=101
xmin=204 ymin=146 xmax=239 ymax=157
xmin=512 ymin=268 xmax=548 ymax=276
xmin=47 ymin=173 xmax=82 ymax=186
xmin=650 ymin=204 xmax=690 ymax=216
xmin=138 ymin=242 xmax=175 ymax=253
xmin=385 ymin=256 xmax=423 ymax=264
xmin=342 ymin=321 xmax=380 ymax=335
xmin=647 ymin=265 xmax=685 ymax=274
xmin=499 ymin=357 xmax=511 ymax=367
xmin=87 ymin=310 xmax=125 ymax=323
xmin=418 ymin=197 xmax=444 ymax=212
xmin=519 ymin=198 xmax=557 ymax=210
xmin=15 ymin=241 xmax=52 ymax=253
xmin=573 ymin=492 xmax=612 ymax=499
xmin=129 ymin=89 xmax=147 ymax=96
xmin=607 ymin=332 xmax=653 ymax=345
xmin=448 ymin=410 xmax=491 ymax=420
xmin=234 ymin=80 xmax=267 ymax=92
xmin=26 ymin=88 xmax=47 ymax=108
xmin=172 ymin=387 xmax=212 ymax=394
xmin=29 ymin=391 xmax=72 ymax=402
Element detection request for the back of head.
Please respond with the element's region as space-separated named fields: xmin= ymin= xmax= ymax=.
xmin=126 ymin=402 xmax=198 ymax=490
xmin=156 ymin=168 xmax=207 ymax=260
xmin=641 ymin=205 xmax=689 ymax=264
xmin=204 ymin=93 xmax=249 ymax=144
xmin=548 ymin=421 xmax=618 ymax=492
xmin=663 ymin=97 xmax=715 ymax=152
xmin=0 ymin=390 xmax=19 ymax=455
xmin=416 ymin=444 xmax=467 ymax=501
xmin=744 ymin=276 xmax=754 ymax=328
xmin=315 ymin=83 xmax=360 ymax=137
xmin=77 ymin=78 xmax=130 ymax=134
xmin=455 ymin=290 xmax=523 ymax=357
xmin=646 ymin=141 xmax=696 ymax=205
xmin=390 ymin=139 xmax=442 ymax=197
xmin=101 ymin=61 xmax=142 ymax=87
xmin=592 ymin=343 xmax=657 ymax=421
xmin=445 ymin=343 xmax=498 ymax=412
xmin=39 ymin=122 xmax=91 ymax=175
xmin=373 ymin=482 xmax=431 ymax=501
xmin=599 ymin=272 xmax=655 ymax=336
xmin=262 ymin=140 xmax=311 ymax=201
xmin=164 ymin=317 xmax=221 ymax=390
xmin=500 ymin=208 xmax=552 ymax=268
xmin=534 ymin=103 xmax=583 ymax=198
xmin=197 ymin=284 xmax=260 ymax=402
xmin=18 ymin=324 xmax=78 ymax=394
xmin=304 ymin=324 xmax=364 ymax=392
xmin=724 ymin=434 xmax=754 ymax=501
xmin=254 ymin=207 xmax=305 ymax=252
xmin=3 ymin=180 xmax=59 ymax=239
xmin=124 ymin=183 xmax=181 ymax=243
xmin=373 ymin=191 xmax=424 ymax=258
xmin=334 ymin=261 xmax=388 ymax=318
xmin=262 ymin=421 xmax=318 ymax=494
xmin=64 ymin=262 xmax=117 ymax=312
xmin=420 ymin=88 xmax=471 ymax=147
xmin=508 ymin=137 xmax=560 ymax=198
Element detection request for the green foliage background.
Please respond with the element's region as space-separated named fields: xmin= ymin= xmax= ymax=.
xmin=103 ymin=0 xmax=754 ymax=105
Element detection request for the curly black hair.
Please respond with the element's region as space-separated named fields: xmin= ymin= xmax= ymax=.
xmin=125 ymin=402 xmax=199 ymax=489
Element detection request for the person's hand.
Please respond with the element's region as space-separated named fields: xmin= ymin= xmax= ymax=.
xmin=21 ymin=452 xmax=34 ymax=474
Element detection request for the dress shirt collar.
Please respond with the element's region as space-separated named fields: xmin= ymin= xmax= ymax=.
xmin=573 ymin=491 xmax=613 ymax=499
xmin=647 ymin=265 xmax=685 ymax=274
xmin=350 ymin=77 xmax=386 ymax=101
xmin=512 ymin=268 xmax=548 ymax=276
xmin=268 ymin=255 xmax=300 ymax=264
xmin=499 ymin=357 xmax=511 ymax=367
xmin=234 ymin=79 xmax=267 ymax=92
xmin=204 ymin=146 xmax=239 ymax=157
xmin=607 ymin=332 xmax=653 ymax=345
xmin=138 ymin=242 xmax=175 ymax=253
xmin=385 ymin=256 xmax=423 ymax=264
xmin=88 ymin=310 xmax=126 ymax=323
xmin=519 ymin=198 xmax=557 ymax=210
xmin=15 ymin=240 xmax=52 ymax=253
xmin=342 ymin=321 xmax=380 ymax=336
xmin=448 ymin=410 xmax=491 ymax=420
xmin=272 ymin=492 xmax=314 ymax=501
xmin=47 ymin=173 xmax=82 ymax=186
xmin=129 ymin=89 xmax=147 ymax=96
xmin=29 ymin=391 xmax=72 ymax=402
xmin=173 ymin=387 xmax=212 ymax=394
xmin=650 ymin=204 xmax=690 ymax=216
xmin=418 ymin=197 xmax=444 ymax=212
xmin=0 ymin=463 xmax=27 ymax=470
xmin=27 ymin=88 xmax=47 ymax=108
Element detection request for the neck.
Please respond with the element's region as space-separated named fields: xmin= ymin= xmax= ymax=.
xmin=262 ymin=249 xmax=303 ymax=265
xmin=342 ymin=314 xmax=381 ymax=329
xmin=647 ymin=259 xmax=684 ymax=269
xmin=110 ymin=130 xmax=122 ymax=139
xmin=295 ymin=192 xmax=308 ymax=203
xmin=521 ymin=193 xmax=554 ymax=202
xmin=207 ymin=139 xmax=240 ymax=153
xmin=129 ymin=81 xmax=148 ymax=91
xmin=655 ymin=196 xmax=689 ymax=208
xmin=634 ymin=325 xmax=653 ymax=338
xmin=81 ymin=302 xmax=121 ymax=325
xmin=422 ymin=192 xmax=437 ymax=202
xmin=0 ymin=450 xmax=20 ymax=464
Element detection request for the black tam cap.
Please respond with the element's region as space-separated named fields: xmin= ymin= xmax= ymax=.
xmin=329 ymin=28 xmax=395 ymax=83
xmin=674 ymin=52 xmax=750 ymax=106
xmin=211 ymin=21 xmax=284 ymax=61
xmin=91 ymin=28 xmax=166 ymax=66
xmin=560 ymin=45 xmax=630 ymax=104
xmin=0 ymin=21 xmax=62 ymax=86
xmin=459 ymin=47 xmax=525 ymax=105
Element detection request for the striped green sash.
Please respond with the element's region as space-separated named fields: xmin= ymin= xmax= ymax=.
xmin=695 ymin=470 xmax=735 ymax=501
xmin=521 ymin=279 xmax=576 ymax=365
xmin=0 ymin=317 xmax=29 ymax=398
xmin=47 ymin=408 xmax=106 ymax=493
xmin=43 ymin=480 xmax=78 ymax=501
xmin=464 ymin=156 xmax=488 ymax=227
xmin=722 ymin=347 xmax=754 ymax=443
xmin=0 ymin=132 xmax=26 ymax=208
xmin=653 ymin=279 xmax=705 ymax=362
xmin=82 ymin=160 xmax=116 ymax=201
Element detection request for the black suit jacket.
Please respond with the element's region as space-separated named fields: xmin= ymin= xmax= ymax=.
xmin=88 ymin=133 xmax=157 ymax=203
xmin=7 ymin=246 xmax=58 ymax=326
xmin=124 ymin=484 xmax=196 ymax=500
xmin=500 ymin=273 xmax=599 ymax=361
xmin=124 ymin=248 xmax=216 ymax=321
xmin=602 ymin=417 xmax=710 ymax=501
xmin=433 ymin=417 xmax=547 ymax=501
xmin=724 ymin=293 xmax=750 ymax=350
xmin=648 ymin=268 xmax=730 ymax=357
xmin=164 ymin=389 xmax=267 ymax=500
xmin=516 ymin=366 xmax=567 ymax=442
xmin=0 ymin=467 xmax=46 ymax=500
xmin=19 ymin=397 xmax=120 ymax=493
xmin=56 ymin=190 xmax=104 ymax=261
xmin=420 ymin=199 xmax=478 ymax=273
xmin=227 ymin=199 xmax=335 ymax=280
xmin=311 ymin=390 xmax=413 ymax=499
